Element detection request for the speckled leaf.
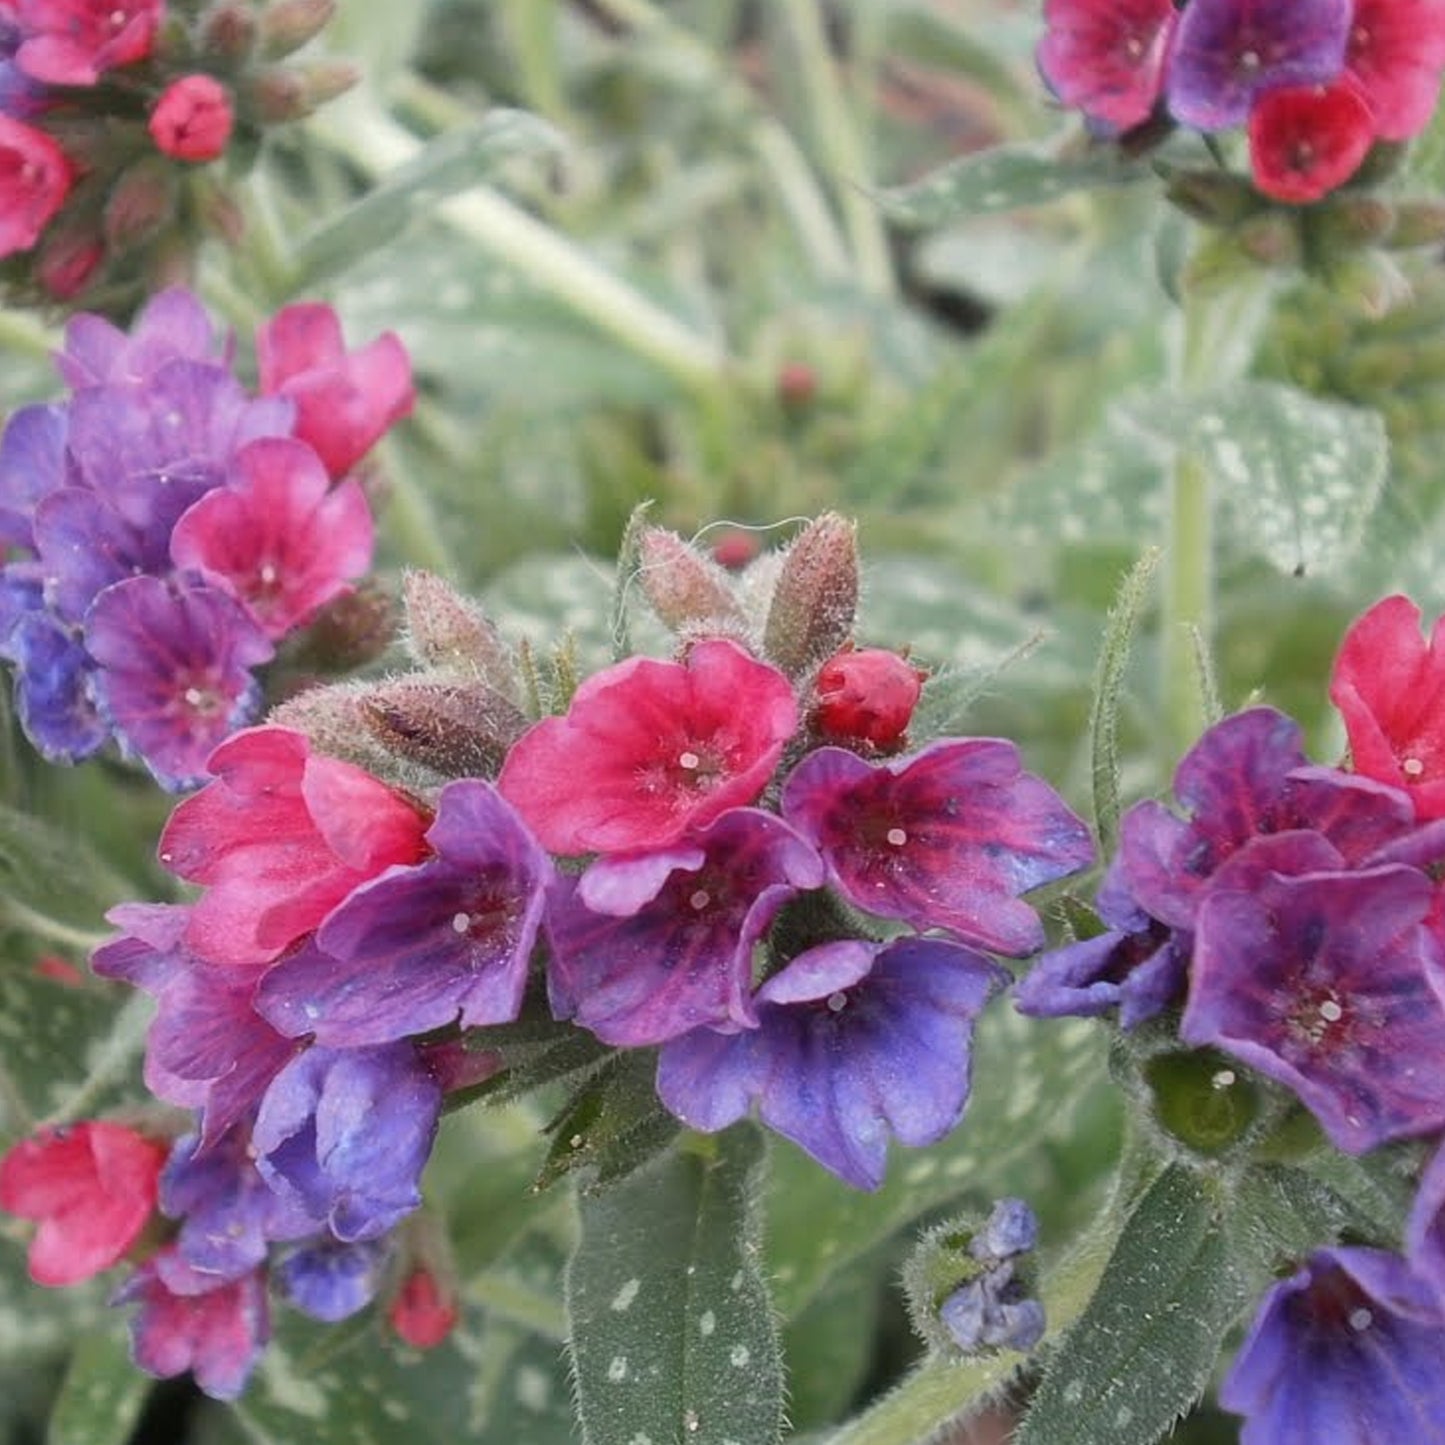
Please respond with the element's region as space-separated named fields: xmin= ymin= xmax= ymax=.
xmin=0 ymin=1238 xmax=104 ymax=1368
xmin=0 ymin=973 xmax=149 ymax=1135
xmin=1186 ymin=383 xmax=1389 ymax=577
xmin=294 ymin=110 xmax=565 ymax=288
xmin=46 ymin=1322 xmax=152 ymax=1445
xmin=879 ymin=139 xmax=1146 ymax=228
xmin=0 ymin=803 xmax=132 ymax=937
xmin=1015 ymin=1164 xmax=1245 ymax=1445
xmin=767 ymin=1008 xmax=1107 ymax=1321
xmin=565 ymin=1126 xmax=784 ymax=1445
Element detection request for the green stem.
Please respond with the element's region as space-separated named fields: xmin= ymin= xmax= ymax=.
xmin=3 ymin=898 xmax=112 ymax=954
xmin=1160 ymin=273 xmax=1275 ymax=765
xmin=308 ymin=95 xmax=730 ymax=396
xmin=780 ymin=0 xmax=896 ymax=298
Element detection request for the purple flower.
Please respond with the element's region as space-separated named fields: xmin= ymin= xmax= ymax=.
xmin=1180 ymin=865 xmax=1445 ymax=1153
xmin=250 ymin=1044 xmax=441 ymax=1243
xmin=85 ymin=575 xmax=274 ymax=790
xmin=1166 ymin=0 xmax=1352 ymax=131
xmin=0 ymin=402 xmax=66 ymax=550
xmin=57 ymin=287 xmax=222 ymax=391
xmin=255 ymin=780 xmax=552 ymax=1047
xmin=3 ymin=611 xmax=106 ymax=762
xmin=657 ymin=937 xmax=1004 ymax=1190
xmin=1406 ymin=1144 xmax=1445 ymax=1306
xmin=1219 ymin=1247 xmax=1445 ymax=1444
xmin=545 ymin=807 xmax=825 ymax=1047
xmin=275 ymin=1236 xmax=392 ymax=1323
xmin=160 ymin=1128 xmax=319 ymax=1282
xmin=781 ymin=741 xmax=1093 ymax=956
xmin=113 ymin=1247 xmax=270 ymax=1402
xmin=93 ymin=903 xmax=300 ymax=1146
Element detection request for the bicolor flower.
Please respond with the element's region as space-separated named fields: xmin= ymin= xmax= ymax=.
xmin=1036 ymin=0 xmax=1178 ymax=132
xmin=275 ymin=1236 xmax=392 ymax=1323
xmin=545 ymin=807 xmax=824 ymax=1046
xmin=256 ymin=780 xmax=552 ymax=1046
xmin=781 ymin=739 xmax=1093 ymax=955
xmin=499 ymin=639 xmax=799 ymax=855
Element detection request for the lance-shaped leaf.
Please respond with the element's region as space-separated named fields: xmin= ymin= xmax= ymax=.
xmin=565 ymin=1126 xmax=784 ymax=1445
xmin=47 ymin=1322 xmax=153 ymax=1445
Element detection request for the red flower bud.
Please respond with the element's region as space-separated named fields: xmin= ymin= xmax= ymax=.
xmin=814 ymin=647 xmax=926 ymax=748
xmin=388 ymin=1266 xmax=459 ymax=1350
xmin=149 ymin=75 xmax=235 ymax=164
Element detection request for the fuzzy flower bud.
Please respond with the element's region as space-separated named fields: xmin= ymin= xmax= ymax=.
xmin=259 ymin=0 xmax=338 ymax=58
xmin=762 ymin=513 xmax=859 ymax=678
xmin=402 ymin=571 xmax=520 ymax=692
xmin=104 ymin=159 xmax=178 ymax=248
xmin=636 ymin=526 xmax=746 ymax=636
xmin=813 ymin=646 xmax=926 ymax=749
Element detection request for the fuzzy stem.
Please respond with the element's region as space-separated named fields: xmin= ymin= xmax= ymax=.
xmin=309 ymin=95 xmax=730 ymax=396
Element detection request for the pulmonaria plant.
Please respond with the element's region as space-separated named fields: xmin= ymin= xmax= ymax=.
xmin=1038 ymin=0 xmax=1445 ymax=202
xmin=0 ymin=285 xmax=412 ymax=787
xmin=0 ymin=0 xmax=355 ymax=303
xmin=1018 ymin=592 xmax=1445 ymax=1440
xmin=0 ymin=513 xmax=1094 ymax=1397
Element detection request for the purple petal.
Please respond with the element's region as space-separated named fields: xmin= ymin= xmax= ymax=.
xmin=5 ymin=611 xmax=106 ymax=762
xmin=781 ymin=741 xmax=1093 ymax=954
xmin=276 ymin=1236 xmax=391 ymax=1323
xmin=0 ymin=402 xmax=67 ymax=549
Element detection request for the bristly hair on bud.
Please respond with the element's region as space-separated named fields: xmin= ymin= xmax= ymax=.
xmin=360 ymin=677 xmax=530 ymax=780
xmin=761 ymin=513 xmax=859 ymax=678
xmin=401 ymin=571 xmax=521 ymax=697
xmin=635 ymin=526 xmax=748 ymax=638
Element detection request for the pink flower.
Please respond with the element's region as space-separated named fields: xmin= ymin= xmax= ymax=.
xmin=148 ymin=74 xmax=234 ymax=163
xmin=1330 ymin=595 xmax=1445 ymax=818
xmin=256 ymin=303 xmax=415 ymax=479
xmin=1344 ymin=0 xmax=1445 ymax=142
xmin=1247 ymin=81 xmax=1375 ymax=204
xmin=169 ymin=436 xmax=373 ymax=639
xmin=0 ymin=115 xmax=71 ymax=258
xmin=1037 ymin=0 xmax=1179 ymax=132
xmin=388 ymin=1266 xmax=459 ymax=1349
xmin=157 ymin=725 xmax=430 ymax=967
xmin=0 ymin=1121 xmax=167 ymax=1286
xmin=498 ymin=639 xmax=799 ymax=855
xmin=7 ymin=0 xmax=163 ymax=86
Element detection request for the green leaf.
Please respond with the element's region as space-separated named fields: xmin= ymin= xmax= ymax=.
xmin=1016 ymin=1164 xmax=1244 ymax=1445
xmin=536 ymin=1048 xmax=680 ymax=1193
xmin=767 ymin=1008 xmax=1108 ymax=1321
xmin=46 ymin=1322 xmax=152 ymax=1445
xmin=565 ymin=1127 xmax=784 ymax=1445
xmin=1186 ymin=382 xmax=1389 ymax=578
xmin=293 ymin=110 xmax=565 ymax=289
xmin=879 ymin=138 xmax=1148 ymax=228
xmin=0 ymin=803 xmax=132 ymax=941
xmin=1089 ymin=548 xmax=1160 ymax=856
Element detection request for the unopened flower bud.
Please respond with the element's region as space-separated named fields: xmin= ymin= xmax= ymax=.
xmin=35 ymin=222 xmax=104 ymax=301
xmin=199 ymin=2 xmax=258 ymax=61
xmin=259 ymin=0 xmax=337 ymax=58
xmin=104 ymin=159 xmax=177 ymax=248
xmin=636 ymin=526 xmax=745 ymax=635
xmin=1164 ymin=168 xmax=1263 ymax=227
xmin=362 ymin=678 xmax=530 ymax=779
xmin=150 ymin=74 xmax=235 ymax=162
xmin=1386 ymin=200 xmax=1445 ymax=251
xmin=1233 ymin=212 xmax=1303 ymax=268
xmin=776 ymin=361 xmax=818 ymax=410
xmin=388 ymin=1266 xmax=459 ymax=1349
xmin=1322 ymin=251 xmax=1410 ymax=318
xmin=1307 ymin=196 xmax=1396 ymax=255
xmin=813 ymin=646 xmax=926 ymax=749
xmin=402 ymin=571 xmax=519 ymax=694
xmin=283 ymin=581 xmax=396 ymax=672
xmin=762 ymin=513 xmax=859 ymax=677
xmin=711 ymin=528 xmax=760 ymax=571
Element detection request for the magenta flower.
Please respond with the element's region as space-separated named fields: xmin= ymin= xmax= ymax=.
xmin=780 ymin=740 xmax=1093 ymax=956
xmin=0 ymin=113 xmax=70 ymax=256
xmin=256 ymin=302 xmax=415 ymax=479
xmin=1181 ymin=865 xmax=1445 ymax=1153
xmin=545 ymin=807 xmax=824 ymax=1046
xmin=657 ymin=937 xmax=1004 ymax=1190
xmin=499 ymin=639 xmax=799 ymax=855
xmin=0 ymin=1121 xmax=167 ymax=1286
xmin=148 ymin=73 xmax=234 ymax=163
xmin=5 ymin=0 xmax=163 ymax=86
xmin=1166 ymin=0 xmax=1351 ymax=131
xmin=84 ymin=576 xmax=274 ymax=790
xmin=256 ymin=780 xmax=552 ymax=1046
xmin=156 ymin=726 xmax=429 ymax=969
xmin=1036 ymin=0 xmax=1179 ymax=132
xmin=1345 ymin=0 xmax=1445 ymax=141
xmin=114 ymin=1248 xmax=270 ymax=1402
xmin=170 ymin=436 xmax=373 ymax=639
xmin=1220 ymin=1247 xmax=1445 ymax=1445
xmin=1247 ymin=80 xmax=1374 ymax=204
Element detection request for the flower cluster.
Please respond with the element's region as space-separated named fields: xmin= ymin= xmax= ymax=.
xmin=1038 ymin=0 xmax=1445 ymax=202
xmin=0 ymin=514 xmax=1092 ymax=1397
xmin=0 ymin=0 xmax=351 ymax=302
xmin=1020 ymin=592 xmax=1445 ymax=1438
xmin=0 ymin=285 xmax=413 ymax=787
